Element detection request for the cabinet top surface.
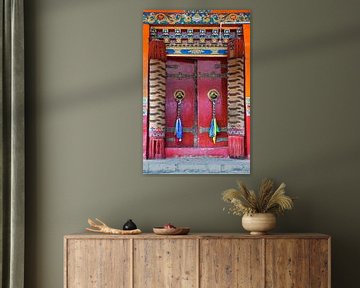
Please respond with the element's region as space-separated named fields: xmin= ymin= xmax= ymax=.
xmin=64 ymin=232 xmax=330 ymax=240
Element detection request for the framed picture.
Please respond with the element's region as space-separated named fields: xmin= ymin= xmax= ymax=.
xmin=142 ymin=10 xmax=251 ymax=174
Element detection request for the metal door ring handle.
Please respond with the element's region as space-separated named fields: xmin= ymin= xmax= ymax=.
xmin=207 ymin=89 xmax=219 ymax=101
xmin=174 ymin=89 xmax=185 ymax=101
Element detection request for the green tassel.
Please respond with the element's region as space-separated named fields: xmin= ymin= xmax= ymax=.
xmin=209 ymin=118 xmax=220 ymax=144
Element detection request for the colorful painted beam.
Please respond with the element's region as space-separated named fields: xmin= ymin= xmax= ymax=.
xmin=166 ymin=47 xmax=227 ymax=56
xmin=143 ymin=10 xmax=251 ymax=25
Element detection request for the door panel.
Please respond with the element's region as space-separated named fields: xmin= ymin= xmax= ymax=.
xmin=134 ymin=239 xmax=197 ymax=288
xmin=66 ymin=239 xmax=131 ymax=288
xmin=165 ymin=58 xmax=228 ymax=153
xmin=265 ymin=239 xmax=310 ymax=288
xmin=200 ymin=239 xmax=264 ymax=287
xmin=197 ymin=59 xmax=228 ymax=147
xmin=165 ymin=59 xmax=195 ymax=147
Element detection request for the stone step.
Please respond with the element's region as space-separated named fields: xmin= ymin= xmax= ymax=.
xmin=143 ymin=157 xmax=250 ymax=174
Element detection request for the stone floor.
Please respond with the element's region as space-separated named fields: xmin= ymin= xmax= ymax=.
xmin=143 ymin=157 xmax=250 ymax=174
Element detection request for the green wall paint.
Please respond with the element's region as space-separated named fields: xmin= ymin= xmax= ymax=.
xmin=25 ymin=0 xmax=360 ymax=287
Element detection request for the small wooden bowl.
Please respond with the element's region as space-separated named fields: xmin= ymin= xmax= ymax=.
xmin=153 ymin=227 xmax=190 ymax=235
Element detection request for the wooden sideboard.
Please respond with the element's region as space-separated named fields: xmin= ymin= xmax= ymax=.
xmin=64 ymin=233 xmax=331 ymax=288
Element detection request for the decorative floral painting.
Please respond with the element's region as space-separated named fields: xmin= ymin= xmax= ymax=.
xmin=142 ymin=10 xmax=251 ymax=174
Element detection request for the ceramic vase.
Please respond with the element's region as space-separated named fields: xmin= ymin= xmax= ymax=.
xmin=242 ymin=213 xmax=276 ymax=235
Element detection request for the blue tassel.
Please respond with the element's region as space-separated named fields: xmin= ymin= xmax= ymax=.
xmin=175 ymin=118 xmax=183 ymax=141
xmin=209 ymin=119 xmax=214 ymax=137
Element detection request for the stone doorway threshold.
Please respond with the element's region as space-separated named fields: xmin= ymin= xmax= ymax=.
xmin=143 ymin=157 xmax=250 ymax=174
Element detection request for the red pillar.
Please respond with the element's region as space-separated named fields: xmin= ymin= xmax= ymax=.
xmin=243 ymin=24 xmax=251 ymax=158
xmin=142 ymin=24 xmax=150 ymax=159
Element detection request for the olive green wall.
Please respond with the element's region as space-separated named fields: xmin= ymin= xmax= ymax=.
xmin=24 ymin=0 xmax=360 ymax=287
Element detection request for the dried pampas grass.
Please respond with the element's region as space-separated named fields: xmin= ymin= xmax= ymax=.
xmin=222 ymin=179 xmax=295 ymax=216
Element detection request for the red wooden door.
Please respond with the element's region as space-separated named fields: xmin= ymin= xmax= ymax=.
xmin=165 ymin=59 xmax=196 ymax=147
xmin=165 ymin=58 xmax=228 ymax=156
xmin=197 ymin=59 xmax=228 ymax=147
